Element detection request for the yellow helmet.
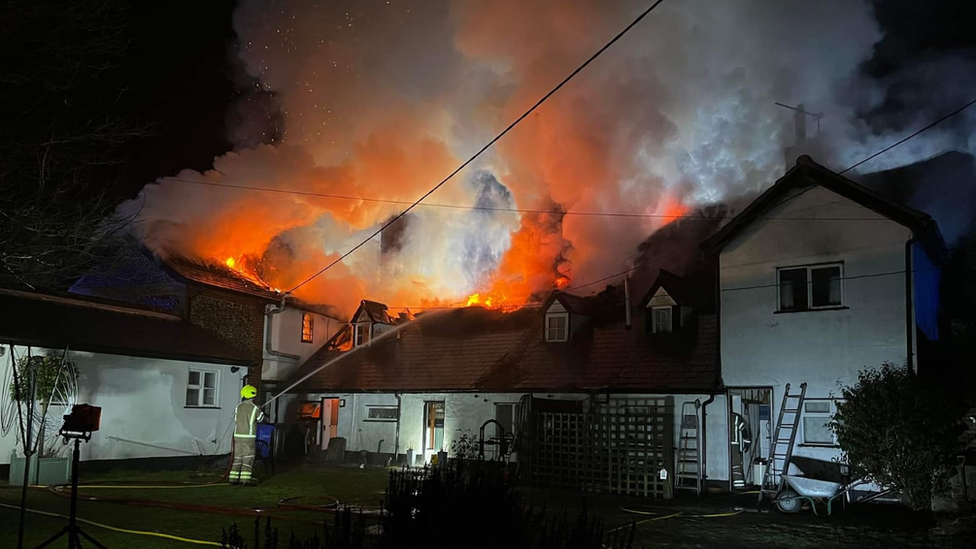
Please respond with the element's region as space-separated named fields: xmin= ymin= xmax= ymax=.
xmin=240 ymin=385 xmax=257 ymax=399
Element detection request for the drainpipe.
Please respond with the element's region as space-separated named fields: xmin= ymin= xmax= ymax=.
xmin=266 ymin=296 xmax=300 ymax=361
xmin=394 ymin=393 xmax=402 ymax=464
xmin=700 ymin=393 xmax=716 ymax=490
xmin=624 ymin=276 xmax=632 ymax=329
xmin=905 ymin=238 xmax=915 ymax=373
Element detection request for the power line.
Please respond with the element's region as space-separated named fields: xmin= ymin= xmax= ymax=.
xmin=282 ymin=0 xmax=668 ymax=295
xmin=839 ymin=95 xmax=976 ymax=174
xmin=719 ymin=267 xmax=937 ymax=293
xmin=164 ymin=176 xmax=891 ymax=221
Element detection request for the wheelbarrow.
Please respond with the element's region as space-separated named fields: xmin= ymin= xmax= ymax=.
xmin=775 ymin=474 xmax=850 ymax=515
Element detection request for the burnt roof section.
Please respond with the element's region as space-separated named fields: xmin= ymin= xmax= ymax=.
xmin=286 ymin=305 xmax=719 ymax=394
xmin=543 ymin=292 xmax=591 ymax=315
xmin=161 ymin=255 xmax=282 ymax=300
xmin=700 ymin=155 xmax=947 ymax=261
xmin=639 ymin=259 xmax=717 ymax=312
xmin=0 ymin=289 xmax=250 ymax=365
xmin=352 ymin=300 xmax=396 ymax=324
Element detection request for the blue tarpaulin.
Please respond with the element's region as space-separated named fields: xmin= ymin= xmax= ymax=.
xmin=913 ymin=242 xmax=941 ymax=341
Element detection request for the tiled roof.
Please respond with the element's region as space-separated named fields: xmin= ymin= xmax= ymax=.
xmin=288 ymin=304 xmax=718 ymax=394
xmin=162 ymin=256 xmax=282 ymax=300
xmin=0 ymin=289 xmax=251 ymax=365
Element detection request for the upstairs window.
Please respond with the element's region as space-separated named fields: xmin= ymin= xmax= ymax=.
xmin=186 ymin=369 xmax=218 ymax=408
xmin=545 ymin=313 xmax=568 ymax=342
xmin=354 ymin=323 xmax=371 ymax=347
xmin=778 ymin=263 xmax=843 ymax=312
xmin=651 ymin=307 xmax=673 ymax=333
xmin=301 ymin=312 xmax=314 ymax=343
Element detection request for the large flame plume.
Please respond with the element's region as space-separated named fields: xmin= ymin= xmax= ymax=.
xmin=122 ymin=0 xmax=975 ymax=317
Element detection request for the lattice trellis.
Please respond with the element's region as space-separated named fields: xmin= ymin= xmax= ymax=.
xmin=527 ymin=397 xmax=674 ymax=498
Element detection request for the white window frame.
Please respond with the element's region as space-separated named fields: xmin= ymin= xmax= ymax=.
xmin=186 ymin=368 xmax=220 ymax=408
xmin=545 ymin=313 xmax=569 ymax=342
xmin=800 ymin=398 xmax=838 ymax=446
xmin=776 ymin=262 xmax=844 ymax=312
xmin=365 ymin=405 xmax=398 ymax=422
xmin=651 ymin=306 xmax=673 ymax=333
xmin=494 ymin=402 xmax=520 ymax=435
xmin=354 ymin=323 xmax=371 ymax=347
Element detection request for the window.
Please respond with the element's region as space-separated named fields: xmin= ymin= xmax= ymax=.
xmin=801 ymin=400 xmax=836 ymax=445
xmin=365 ymin=405 xmax=398 ymax=421
xmin=778 ymin=263 xmax=843 ymax=311
xmin=545 ymin=313 xmax=568 ymax=342
xmin=186 ymin=369 xmax=218 ymax=407
xmin=354 ymin=323 xmax=371 ymax=347
xmin=652 ymin=307 xmax=672 ymax=333
xmin=495 ymin=403 xmax=519 ymax=435
xmin=301 ymin=312 xmax=314 ymax=343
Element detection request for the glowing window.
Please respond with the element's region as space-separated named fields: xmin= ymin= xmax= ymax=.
xmin=354 ymin=323 xmax=371 ymax=347
xmin=301 ymin=312 xmax=314 ymax=343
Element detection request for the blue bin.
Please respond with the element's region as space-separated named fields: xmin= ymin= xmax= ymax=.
xmin=256 ymin=423 xmax=274 ymax=458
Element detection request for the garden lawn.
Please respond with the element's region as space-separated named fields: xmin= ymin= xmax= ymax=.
xmin=0 ymin=463 xmax=389 ymax=548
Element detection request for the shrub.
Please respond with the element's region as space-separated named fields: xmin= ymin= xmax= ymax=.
xmin=831 ymin=363 xmax=966 ymax=510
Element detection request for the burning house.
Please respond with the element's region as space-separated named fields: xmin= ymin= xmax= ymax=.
xmin=277 ymin=156 xmax=950 ymax=498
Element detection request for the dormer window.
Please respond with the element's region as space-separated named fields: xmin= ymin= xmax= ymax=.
xmin=651 ymin=307 xmax=673 ymax=334
xmin=545 ymin=313 xmax=568 ymax=342
xmin=354 ymin=323 xmax=371 ymax=347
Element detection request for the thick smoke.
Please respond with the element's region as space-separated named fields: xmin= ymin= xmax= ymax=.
xmin=122 ymin=0 xmax=974 ymax=316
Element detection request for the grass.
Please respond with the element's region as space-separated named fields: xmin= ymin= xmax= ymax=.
xmin=2 ymin=463 xmax=973 ymax=549
xmin=0 ymin=463 xmax=389 ymax=548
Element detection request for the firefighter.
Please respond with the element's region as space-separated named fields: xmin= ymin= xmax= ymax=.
xmin=230 ymin=384 xmax=264 ymax=485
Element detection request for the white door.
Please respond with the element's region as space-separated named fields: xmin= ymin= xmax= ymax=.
xmin=321 ymin=398 xmax=334 ymax=450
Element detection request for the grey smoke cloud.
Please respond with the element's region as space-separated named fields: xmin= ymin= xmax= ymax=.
xmin=122 ymin=0 xmax=973 ymax=314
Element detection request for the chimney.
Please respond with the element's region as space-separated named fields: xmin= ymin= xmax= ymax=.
xmin=624 ymin=276 xmax=632 ymax=330
xmin=793 ymin=103 xmax=807 ymax=146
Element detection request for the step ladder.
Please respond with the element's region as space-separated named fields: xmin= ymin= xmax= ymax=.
xmin=757 ymin=382 xmax=807 ymax=506
xmin=675 ymin=399 xmax=702 ymax=496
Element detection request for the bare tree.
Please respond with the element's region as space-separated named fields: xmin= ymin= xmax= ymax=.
xmin=0 ymin=1 xmax=149 ymax=290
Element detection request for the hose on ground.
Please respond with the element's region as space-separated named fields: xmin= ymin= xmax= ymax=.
xmin=0 ymin=502 xmax=220 ymax=546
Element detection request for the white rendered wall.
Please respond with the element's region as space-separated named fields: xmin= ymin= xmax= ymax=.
xmin=719 ymin=185 xmax=912 ymax=464
xmin=303 ymin=391 xmax=728 ymax=480
xmin=1 ymin=346 xmax=246 ymax=465
xmin=263 ymin=308 xmax=342 ymax=382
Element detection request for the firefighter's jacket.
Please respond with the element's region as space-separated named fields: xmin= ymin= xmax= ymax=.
xmin=234 ymin=400 xmax=265 ymax=439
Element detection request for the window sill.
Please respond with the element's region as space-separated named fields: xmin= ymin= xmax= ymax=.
xmin=775 ymin=306 xmax=849 ymax=315
xmin=363 ymin=419 xmax=398 ymax=423
xmin=798 ymin=443 xmax=840 ymax=449
xmin=184 ymin=406 xmax=221 ymax=410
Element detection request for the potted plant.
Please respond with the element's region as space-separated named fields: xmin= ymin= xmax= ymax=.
xmin=8 ymin=354 xmax=78 ymax=485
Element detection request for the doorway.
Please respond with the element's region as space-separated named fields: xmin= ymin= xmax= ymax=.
xmin=422 ymin=401 xmax=445 ymax=462
xmin=321 ymin=398 xmax=340 ymax=450
xmin=727 ymin=388 xmax=772 ymax=490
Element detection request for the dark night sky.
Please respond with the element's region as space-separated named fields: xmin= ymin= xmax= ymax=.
xmin=113 ymin=1 xmax=238 ymax=199
xmin=112 ymin=0 xmax=976 ymax=200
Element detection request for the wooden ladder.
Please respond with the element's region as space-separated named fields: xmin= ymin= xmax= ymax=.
xmin=757 ymin=382 xmax=807 ymax=506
